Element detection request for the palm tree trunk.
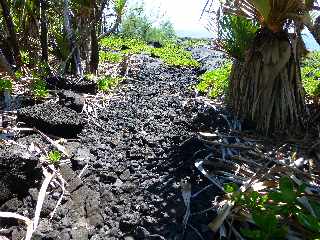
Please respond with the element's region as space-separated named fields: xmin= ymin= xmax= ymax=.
xmin=40 ymin=0 xmax=48 ymax=62
xmin=0 ymin=0 xmax=21 ymax=67
xmin=230 ymin=28 xmax=306 ymax=133
xmin=63 ymin=0 xmax=83 ymax=76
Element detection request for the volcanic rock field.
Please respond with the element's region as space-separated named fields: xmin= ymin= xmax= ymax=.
xmin=0 ymin=54 xmax=229 ymax=240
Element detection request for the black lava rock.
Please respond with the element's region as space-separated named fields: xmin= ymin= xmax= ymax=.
xmin=17 ymin=102 xmax=85 ymax=137
xmin=58 ymin=90 xmax=85 ymax=112
xmin=46 ymin=75 xmax=97 ymax=94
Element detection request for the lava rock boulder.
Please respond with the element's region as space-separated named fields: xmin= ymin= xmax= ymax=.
xmin=17 ymin=102 xmax=85 ymax=137
xmin=46 ymin=75 xmax=97 ymax=94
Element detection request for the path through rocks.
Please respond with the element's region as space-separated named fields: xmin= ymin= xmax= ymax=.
xmin=0 ymin=55 xmax=228 ymax=240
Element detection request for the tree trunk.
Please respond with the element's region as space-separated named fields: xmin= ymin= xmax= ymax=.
xmin=0 ymin=49 xmax=15 ymax=78
xmin=90 ymin=24 xmax=99 ymax=73
xmin=0 ymin=0 xmax=21 ymax=67
xmin=90 ymin=2 xmax=99 ymax=73
xmin=63 ymin=0 xmax=83 ymax=76
xmin=40 ymin=0 xmax=48 ymax=62
xmin=229 ymin=28 xmax=306 ymax=134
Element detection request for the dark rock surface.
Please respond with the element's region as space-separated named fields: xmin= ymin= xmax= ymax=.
xmin=58 ymin=90 xmax=85 ymax=112
xmin=1 ymin=55 xmax=226 ymax=240
xmin=0 ymin=143 xmax=42 ymax=206
xmin=17 ymin=102 xmax=85 ymax=137
xmin=190 ymin=45 xmax=225 ymax=73
xmin=46 ymin=76 xmax=97 ymax=94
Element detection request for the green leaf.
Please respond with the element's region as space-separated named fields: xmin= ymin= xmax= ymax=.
xmin=240 ymin=228 xmax=262 ymax=240
xmin=309 ymin=200 xmax=320 ymax=219
xmin=269 ymin=191 xmax=297 ymax=204
xmin=48 ymin=150 xmax=61 ymax=164
xmin=224 ymin=182 xmax=238 ymax=193
xmin=251 ymin=0 xmax=271 ymax=22
xmin=296 ymin=212 xmax=320 ymax=233
xmin=279 ymin=176 xmax=294 ymax=193
xmin=252 ymin=210 xmax=277 ymax=231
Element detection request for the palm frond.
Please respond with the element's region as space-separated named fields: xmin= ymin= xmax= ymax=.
xmin=223 ymin=0 xmax=310 ymax=32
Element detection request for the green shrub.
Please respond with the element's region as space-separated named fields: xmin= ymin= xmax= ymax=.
xmin=119 ymin=4 xmax=176 ymax=44
xmin=31 ymin=78 xmax=48 ymax=99
xmin=301 ymin=51 xmax=320 ymax=98
xmin=100 ymin=36 xmax=152 ymax=54
xmin=20 ymin=50 xmax=30 ymax=65
xmin=151 ymin=43 xmax=200 ymax=67
xmin=216 ymin=15 xmax=258 ymax=61
xmin=99 ymin=51 xmax=123 ymax=63
xmin=225 ymin=177 xmax=320 ymax=239
xmin=196 ymin=62 xmax=232 ymax=98
xmin=98 ymin=76 xmax=123 ymax=92
xmin=0 ymin=78 xmax=13 ymax=93
xmin=48 ymin=150 xmax=61 ymax=164
xmin=100 ymin=36 xmax=199 ymax=67
xmin=114 ymin=0 xmax=127 ymax=16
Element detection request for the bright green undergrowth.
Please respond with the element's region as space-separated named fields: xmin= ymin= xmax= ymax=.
xmin=301 ymin=51 xmax=320 ymax=98
xmin=98 ymin=76 xmax=123 ymax=92
xmin=99 ymin=36 xmax=199 ymax=67
xmin=196 ymin=62 xmax=232 ymax=98
xmin=225 ymin=177 xmax=320 ymax=240
xmin=0 ymin=78 xmax=13 ymax=93
xmin=48 ymin=150 xmax=61 ymax=165
xmin=196 ymin=52 xmax=320 ymax=101
xmin=99 ymin=51 xmax=124 ymax=63
xmin=31 ymin=78 xmax=49 ymax=99
xmin=151 ymin=43 xmax=199 ymax=67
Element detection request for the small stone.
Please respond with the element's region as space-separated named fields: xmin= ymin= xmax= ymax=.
xmin=114 ymin=178 xmax=123 ymax=187
xmin=90 ymin=234 xmax=102 ymax=240
xmin=123 ymin=236 xmax=135 ymax=240
xmin=28 ymin=188 xmax=39 ymax=202
xmin=119 ymin=169 xmax=130 ymax=181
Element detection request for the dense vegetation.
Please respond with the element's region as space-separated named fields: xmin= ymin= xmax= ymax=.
xmin=0 ymin=0 xmax=199 ymax=100
xmin=99 ymin=4 xmax=199 ymax=68
xmin=197 ymin=51 xmax=320 ymax=102
xmin=100 ymin=36 xmax=199 ymax=67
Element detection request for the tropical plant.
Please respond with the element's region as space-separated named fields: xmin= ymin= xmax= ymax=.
xmin=206 ymin=0 xmax=320 ymax=133
xmin=100 ymin=35 xmax=199 ymax=67
xmin=48 ymin=150 xmax=61 ymax=164
xmin=151 ymin=43 xmax=200 ymax=67
xmin=99 ymin=51 xmax=123 ymax=63
xmin=215 ymin=15 xmax=258 ymax=61
xmin=119 ymin=4 xmax=176 ymax=44
xmin=97 ymin=75 xmax=123 ymax=92
xmin=0 ymin=78 xmax=12 ymax=93
xmin=224 ymin=176 xmax=320 ymax=239
xmin=301 ymin=51 xmax=320 ymax=102
xmin=31 ymin=77 xmax=48 ymax=99
xmin=196 ymin=62 xmax=232 ymax=98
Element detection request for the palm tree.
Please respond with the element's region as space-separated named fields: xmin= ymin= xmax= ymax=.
xmin=213 ymin=0 xmax=319 ymax=133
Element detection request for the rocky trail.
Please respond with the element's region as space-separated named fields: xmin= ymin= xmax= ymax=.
xmin=0 ymin=54 xmax=231 ymax=240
